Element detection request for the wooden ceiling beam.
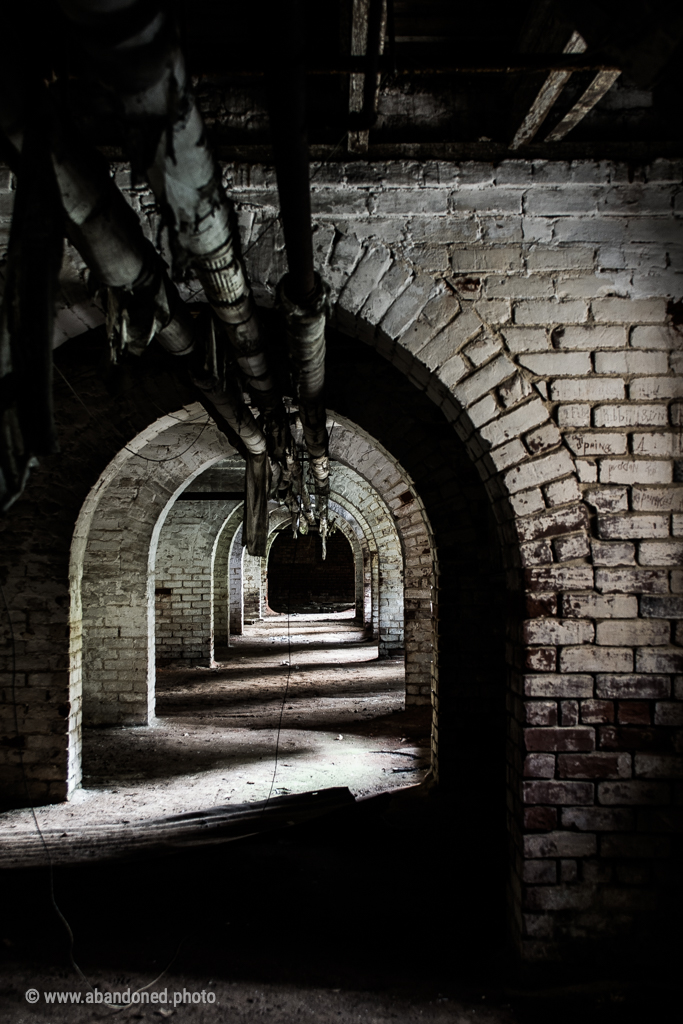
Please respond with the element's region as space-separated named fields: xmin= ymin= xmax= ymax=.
xmin=545 ymin=68 xmax=621 ymax=141
xmin=510 ymin=30 xmax=587 ymax=149
xmin=348 ymin=0 xmax=387 ymax=154
xmin=348 ymin=0 xmax=370 ymax=153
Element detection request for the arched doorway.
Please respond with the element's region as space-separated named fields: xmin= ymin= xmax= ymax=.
xmin=267 ymin=527 xmax=356 ymax=615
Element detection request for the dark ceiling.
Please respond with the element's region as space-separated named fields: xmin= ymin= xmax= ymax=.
xmin=178 ymin=0 xmax=683 ymax=160
xmin=9 ymin=0 xmax=683 ymax=162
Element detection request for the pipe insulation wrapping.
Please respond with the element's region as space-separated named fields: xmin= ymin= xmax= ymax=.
xmin=150 ymin=96 xmax=275 ymax=407
xmin=276 ymin=273 xmax=330 ymax=491
xmin=57 ymin=0 xmax=278 ymax=555
xmin=48 ymin=103 xmax=267 ymax=457
xmin=59 ymin=0 xmax=275 ymax=408
xmin=198 ymin=239 xmax=275 ymax=400
xmin=49 ymin=113 xmax=190 ymax=359
xmin=50 ymin=135 xmax=150 ymax=290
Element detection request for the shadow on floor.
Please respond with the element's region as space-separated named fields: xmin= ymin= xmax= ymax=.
xmin=1 ymin=785 xmax=676 ymax=1024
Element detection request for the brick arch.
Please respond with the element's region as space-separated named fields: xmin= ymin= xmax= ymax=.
xmin=228 ymin=522 xmax=246 ymax=635
xmin=328 ymin=485 xmax=399 ymax=649
xmin=208 ymin=476 xmax=402 ymax=653
xmin=327 ymin=499 xmax=372 ymax=625
xmin=322 ymin=503 xmax=366 ymax=622
xmin=325 ymin=419 xmax=435 ymax=688
xmin=331 ymin=254 xmax=588 ymax=574
xmin=326 ymin=258 xmax=603 ymax=956
xmin=73 ymin=404 xmax=235 ymax=730
xmin=155 ymin=490 xmax=370 ymax=667
xmin=155 ymin=497 xmax=244 ymax=665
xmin=327 ymin=497 xmax=374 ymax=629
xmin=212 ymin=504 xmax=245 ymax=649
xmin=216 ymin=498 xmax=371 ymax=633
xmin=312 ymin=226 xmax=681 ymax=958
xmin=265 ymin=498 xmax=369 ymax=629
xmin=326 ymin=491 xmax=379 ymax=633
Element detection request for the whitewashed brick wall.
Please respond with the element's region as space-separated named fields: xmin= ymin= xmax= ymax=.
xmin=2 ymin=158 xmax=681 ymax=960
xmin=75 ymin=413 xmax=232 ymax=727
xmin=155 ymin=499 xmax=241 ymax=664
xmin=212 ymin=507 xmax=245 ymax=648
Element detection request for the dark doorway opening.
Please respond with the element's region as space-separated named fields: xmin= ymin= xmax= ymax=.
xmin=268 ymin=528 xmax=355 ymax=613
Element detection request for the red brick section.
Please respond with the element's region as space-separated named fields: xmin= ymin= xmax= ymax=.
xmin=505 ymin=524 xmax=682 ymax=958
xmin=512 ymin=644 xmax=681 ymax=959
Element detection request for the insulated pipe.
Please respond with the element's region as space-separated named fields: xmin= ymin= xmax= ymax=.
xmin=58 ymin=0 xmax=277 ymax=409
xmin=51 ymin=123 xmax=176 ymax=359
xmin=2 ymin=91 xmax=267 ymax=460
xmin=58 ymin=0 xmax=292 ymax=553
xmin=47 ymin=116 xmax=267 ymax=454
xmin=56 ymin=147 xmax=266 ymax=455
xmin=276 ymin=278 xmax=329 ymax=493
xmin=265 ymin=0 xmax=330 ymax=494
xmin=264 ymin=0 xmax=316 ymax=307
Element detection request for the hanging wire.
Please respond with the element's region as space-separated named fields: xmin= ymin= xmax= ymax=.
xmin=54 ymin=364 xmax=212 ymax=463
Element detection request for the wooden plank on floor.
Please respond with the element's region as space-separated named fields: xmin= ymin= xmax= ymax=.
xmin=0 ymin=787 xmax=356 ymax=870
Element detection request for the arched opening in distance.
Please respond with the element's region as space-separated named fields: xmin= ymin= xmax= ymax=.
xmin=27 ymin=316 xmax=505 ymax=835
xmin=66 ymin=386 xmax=437 ymax=817
xmin=2 ymin=288 xmax=511 ymax=971
xmin=267 ymin=528 xmax=356 ymax=615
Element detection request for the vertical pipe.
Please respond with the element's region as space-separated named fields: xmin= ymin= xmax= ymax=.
xmin=265 ymin=0 xmax=330 ymax=505
xmin=264 ymin=0 xmax=316 ymax=307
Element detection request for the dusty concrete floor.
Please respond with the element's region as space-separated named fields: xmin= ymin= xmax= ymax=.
xmin=0 ymin=964 xmax=519 ymax=1024
xmin=1 ymin=616 xmax=657 ymax=1022
xmin=0 ymin=612 xmax=429 ymax=836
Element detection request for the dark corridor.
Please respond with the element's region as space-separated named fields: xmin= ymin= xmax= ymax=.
xmin=268 ymin=529 xmax=356 ymax=613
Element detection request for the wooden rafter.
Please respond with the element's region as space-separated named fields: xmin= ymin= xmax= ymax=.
xmin=347 ymin=0 xmax=387 ymax=154
xmin=510 ymin=30 xmax=586 ymax=149
xmin=348 ymin=0 xmax=370 ymax=153
xmin=545 ymin=69 xmax=621 ymax=141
